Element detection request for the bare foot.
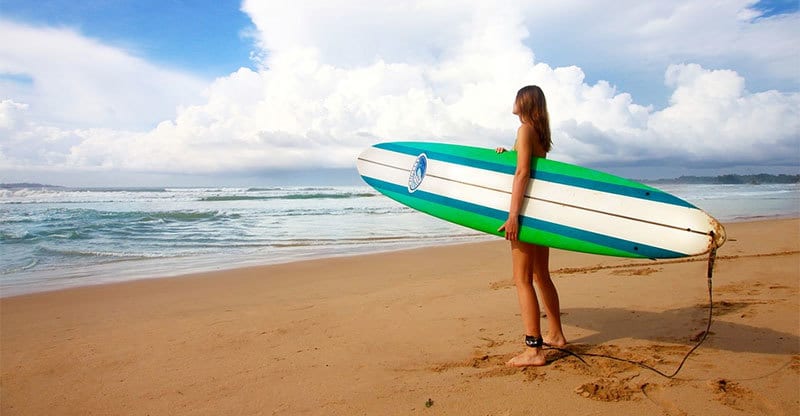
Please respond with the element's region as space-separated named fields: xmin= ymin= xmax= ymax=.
xmin=506 ymin=348 xmax=547 ymax=367
xmin=544 ymin=333 xmax=567 ymax=347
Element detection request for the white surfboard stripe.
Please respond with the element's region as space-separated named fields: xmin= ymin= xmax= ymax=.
xmin=423 ymin=174 xmax=710 ymax=255
xmin=358 ymin=156 xmax=710 ymax=255
xmin=361 ymin=147 xmax=715 ymax=235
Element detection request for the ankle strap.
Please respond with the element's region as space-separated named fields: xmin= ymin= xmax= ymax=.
xmin=525 ymin=335 xmax=544 ymax=348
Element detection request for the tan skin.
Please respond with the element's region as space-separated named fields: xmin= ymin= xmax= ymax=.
xmin=496 ymin=102 xmax=567 ymax=367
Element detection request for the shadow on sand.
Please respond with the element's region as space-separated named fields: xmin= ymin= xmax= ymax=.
xmin=561 ymin=304 xmax=798 ymax=355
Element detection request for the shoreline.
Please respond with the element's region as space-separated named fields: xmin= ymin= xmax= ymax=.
xmin=2 ymin=218 xmax=798 ymax=415
xmin=2 ymin=215 xmax=797 ymax=298
xmin=0 ymin=232 xmax=494 ymax=298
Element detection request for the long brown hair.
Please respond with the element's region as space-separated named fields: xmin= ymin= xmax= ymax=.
xmin=515 ymin=85 xmax=552 ymax=153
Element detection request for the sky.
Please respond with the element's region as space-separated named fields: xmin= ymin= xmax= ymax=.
xmin=0 ymin=0 xmax=798 ymax=186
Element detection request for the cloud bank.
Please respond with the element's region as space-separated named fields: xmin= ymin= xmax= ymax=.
xmin=0 ymin=0 xmax=798 ymax=182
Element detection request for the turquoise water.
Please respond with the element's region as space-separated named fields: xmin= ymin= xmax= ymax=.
xmin=655 ymin=183 xmax=800 ymax=221
xmin=1 ymin=183 xmax=798 ymax=296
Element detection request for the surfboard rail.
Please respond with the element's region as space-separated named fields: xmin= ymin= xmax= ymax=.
xmin=357 ymin=141 xmax=726 ymax=259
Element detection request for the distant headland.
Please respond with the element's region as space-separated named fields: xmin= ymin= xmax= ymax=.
xmin=2 ymin=173 xmax=798 ymax=190
xmin=646 ymin=174 xmax=799 ymax=185
xmin=1 ymin=183 xmax=66 ymax=189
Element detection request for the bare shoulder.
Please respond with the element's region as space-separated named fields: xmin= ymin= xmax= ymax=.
xmin=515 ymin=124 xmax=536 ymax=148
xmin=516 ymin=123 xmax=546 ymax=157
xmin=517 ymin=123 xmax=535 ymax=136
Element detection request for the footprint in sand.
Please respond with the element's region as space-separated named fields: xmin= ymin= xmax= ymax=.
xmin=488 ymin=279 xmax=514 ymax=290
xmin=641 ymin=383 xmax=688 ymax=416
xmin=610 ymin=267 xmax=662 ymax=276
xmin=574 ymin=375 xmax=641 ymax=402
xmin=430 ymin=336 xmax=549 ymax=381
xmin=708 ymin=379 xmax=786 ymax=415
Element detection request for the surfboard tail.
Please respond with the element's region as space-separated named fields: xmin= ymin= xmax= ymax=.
xmin=710 ymin=218 xmax=727 ymax=251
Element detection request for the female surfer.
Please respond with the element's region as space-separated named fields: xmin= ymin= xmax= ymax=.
xmin=496 ymin=85 xmax=567 ymax=367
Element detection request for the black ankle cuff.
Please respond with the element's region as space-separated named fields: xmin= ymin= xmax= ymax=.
xmin=525 ymin=335 xmax=544 ymax=348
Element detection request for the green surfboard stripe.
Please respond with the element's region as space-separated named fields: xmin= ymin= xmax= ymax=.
xmin=388 ymin=141 xmax=655 ymax=190
xmin=378 ymin=141 xmax=693 ymax=208
xmin=378 ymin=186 xmax=646 ymax=258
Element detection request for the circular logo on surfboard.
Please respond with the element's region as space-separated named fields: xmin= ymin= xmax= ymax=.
xmin=408 ymin=153 xmax=428 ymax=193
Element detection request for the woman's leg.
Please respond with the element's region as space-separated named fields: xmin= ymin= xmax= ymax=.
xmin=506 ymin=241 xmax=546 ymax=367
xmin=512 ymin=241 xmax=540 ymax=336
xmin=531 ymin=245 xmax=567 ymax=346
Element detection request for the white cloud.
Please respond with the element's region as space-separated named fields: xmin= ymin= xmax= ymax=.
xmin=243 ymin=0 xmax=476 ymax=67
xmin=520 ymin=0 xmax=800 ymax=89
xmin=0 ymin=19 xmax=206 ymax=130
xmin=556 ymin=64 xmax=799 ymax=167
xmin=0 ymin=1 xmax=798 ymax=182
xmin=648 ymin=64 xmax=800 ymax=165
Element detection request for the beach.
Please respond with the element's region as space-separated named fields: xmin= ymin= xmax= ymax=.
xmin=1 ymin=218 xmax=798 ymax=415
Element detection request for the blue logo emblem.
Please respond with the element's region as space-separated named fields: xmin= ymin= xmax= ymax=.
xmin=408 ymin=153 xmax=427 ymax=193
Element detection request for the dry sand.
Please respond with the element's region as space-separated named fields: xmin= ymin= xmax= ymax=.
xmin=2 ymin=218 xmax=798 ymax=415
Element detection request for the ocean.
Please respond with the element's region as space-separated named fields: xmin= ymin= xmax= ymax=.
xmin=2 ymin=183 xmax=798 ymax=296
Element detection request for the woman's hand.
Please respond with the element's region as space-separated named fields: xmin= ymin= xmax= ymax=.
xmin=498 ymin=215 xmax=520 ymax=241
xmin=495 ymin=147 xmax=507 ymax=153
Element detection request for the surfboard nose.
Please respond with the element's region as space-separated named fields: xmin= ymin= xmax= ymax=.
xmin=355 ymin=147 xmax=374 ymax=177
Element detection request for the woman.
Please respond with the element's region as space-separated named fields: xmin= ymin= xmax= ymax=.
xmin=497 ymin=85 xmax=567 ymax=367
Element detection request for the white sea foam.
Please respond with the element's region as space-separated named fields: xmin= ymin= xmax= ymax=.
xmin=1 ymin=184 xmax=797 ymax=296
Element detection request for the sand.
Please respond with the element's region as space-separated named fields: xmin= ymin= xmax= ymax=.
xmin=1 ymin=218 xmax=798 ymax=415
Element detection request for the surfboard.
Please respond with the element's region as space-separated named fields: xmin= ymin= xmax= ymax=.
xmin=356 ymin=141 xmax=726 ymax=259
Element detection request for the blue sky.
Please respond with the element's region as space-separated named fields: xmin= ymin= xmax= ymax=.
xmin=0 ymin=0 xmax=798 ymax=186
xmin=1 ymin=0 xmax=255 ymax=78
xmin=755 ymin=0 xmax=800 ymax=17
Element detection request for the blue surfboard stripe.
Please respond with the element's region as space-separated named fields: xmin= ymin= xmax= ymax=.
xmin=361 ymin=175 xmax=686 ymax=259
xmin=374 ymin=142 xmax=695 ymax=209
xmin=375 ymin=142 xmax=517 ymax=174
xmin=535 ymin=171 xmax=695 ymax=208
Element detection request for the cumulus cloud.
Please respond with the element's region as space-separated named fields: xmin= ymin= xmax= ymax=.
xmin=520 ymin=0 xmax=800 ymax=90
xmin=0 ymin=19 xmax=206 ymax=130
xmin=558 ymin=64 xmax=800 ymax=167
xmin=0 ymin=1 xmax=798 ymax=180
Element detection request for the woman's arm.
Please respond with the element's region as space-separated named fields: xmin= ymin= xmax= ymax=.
xmin=498 ymin=125 xmax=533 ymax=240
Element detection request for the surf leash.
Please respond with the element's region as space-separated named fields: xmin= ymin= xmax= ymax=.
xmin=545 ymin=231 xmax=718 ymax=379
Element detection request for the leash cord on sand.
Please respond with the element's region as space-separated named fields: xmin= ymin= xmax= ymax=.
xmin=544 ymin=232 xmax=718 ymax=379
